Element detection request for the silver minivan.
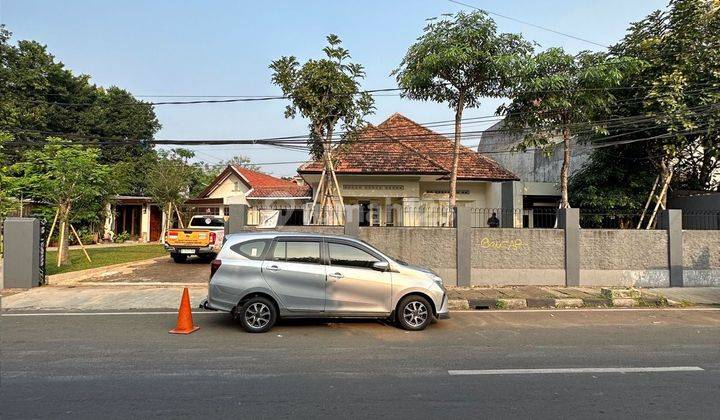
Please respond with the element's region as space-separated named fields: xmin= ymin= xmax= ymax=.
xmin=201 ymin=232 xmax=449 ymax=332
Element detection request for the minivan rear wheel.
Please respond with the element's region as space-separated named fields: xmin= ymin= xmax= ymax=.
xmin=396 ymin=295 xmax=432 ymax=331
xmin=237 ymin=296 xmax=277 ymax=333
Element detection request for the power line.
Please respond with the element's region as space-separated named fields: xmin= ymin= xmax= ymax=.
xmin=446 ymin=0 xmax=610 ymax=49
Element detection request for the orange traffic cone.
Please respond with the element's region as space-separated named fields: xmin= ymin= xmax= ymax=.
xmin=169 ymin=287 xmax=200 ymax=334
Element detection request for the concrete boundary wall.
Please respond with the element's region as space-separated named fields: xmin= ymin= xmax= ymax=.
xmin=470 ymin=228 xmax=565 ymax=286
xmin=227 ymin=205 xmax=719 ymax=287
xmin=579 ymin=230 xmax=670 ymax=288
xmin=683 ymin=230 xmax=720 ymax=286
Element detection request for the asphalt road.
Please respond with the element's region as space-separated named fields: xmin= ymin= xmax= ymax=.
xmin=2 ymin=309 xmax=719 ymax=419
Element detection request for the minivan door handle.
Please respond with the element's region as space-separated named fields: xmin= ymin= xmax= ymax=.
xmin=266 ymin=265 xmax=281 ymax=272
xmin=328 ymin=272 xmax=343 ymax=280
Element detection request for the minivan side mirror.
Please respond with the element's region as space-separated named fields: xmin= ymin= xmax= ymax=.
xmin=372 ymin=261 xmax=390 ymax=272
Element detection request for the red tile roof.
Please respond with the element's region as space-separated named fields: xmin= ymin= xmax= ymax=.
xmin=197 ymin=165 xmax=311 ymax=199
xmin=297 ymin=113 xmax=518 ymax=181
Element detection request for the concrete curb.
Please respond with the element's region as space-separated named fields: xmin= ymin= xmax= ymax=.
xmin=452 ymin=295 xmax=694 ymax=310
xmin=46 ymin=257 xmax=166 ymax=286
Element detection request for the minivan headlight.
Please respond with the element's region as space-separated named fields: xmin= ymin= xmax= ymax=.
xmin=428 ymin=274 xmax=444 ymax=286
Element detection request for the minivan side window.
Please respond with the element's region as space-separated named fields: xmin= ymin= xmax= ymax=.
xmin=272 ymin=240 xmax=321 ymax=265
xmin=328 ymin=242 xmax=380 ymax=269
xmin=230 ymin=239 xmax=270 ymax=260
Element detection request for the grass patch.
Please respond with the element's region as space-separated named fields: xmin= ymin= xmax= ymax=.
xmin=45 ymin=244 xmax=166 ymax=276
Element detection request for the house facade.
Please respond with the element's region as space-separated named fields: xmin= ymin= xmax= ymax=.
xmin=298 ymin=113 xmax=518 ymax=226
xmin=104 ymin=166 xmax=311 ymax=241
xmin=478 ymin=119 xmax=592 ymax=210
xmin=189 ymin=165 xmax=311 ymax=226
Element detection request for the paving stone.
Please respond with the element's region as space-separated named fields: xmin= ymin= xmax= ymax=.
xmin=611 ymin=298 xmax=639 ymax=307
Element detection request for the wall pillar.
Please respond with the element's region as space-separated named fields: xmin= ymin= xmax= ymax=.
xmin=664 ymin=209 xmax=684 ymax=287
xmin=501 ymin=181 xmax=522 ymax=228
xmin=2 ymin=218 xmax=41 ymax=289
xmin=456 ymin=207 xmax=471 ymax=287
xmin=558 ymin=208 xmax=580 ymax=286
xmin=344 ymin=205 xmax=360 ymax=238
xmin=225 ymin=204 xmax=248 ymax=235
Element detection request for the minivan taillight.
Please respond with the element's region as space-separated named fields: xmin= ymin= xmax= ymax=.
xmin=209 ymin=231 xmax=217 ymax=244
xmin=210 ymin=259 xmax=222 ymax=280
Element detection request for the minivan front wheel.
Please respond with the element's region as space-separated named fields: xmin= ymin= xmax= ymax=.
xmin=396 ymin=295 xmax=432 ymax=331
xmin=237 ymin=297 xmax=277 ymax=333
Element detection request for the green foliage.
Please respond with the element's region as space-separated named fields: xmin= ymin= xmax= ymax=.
xmin=609 ymin=0 xmax=720 ymax=191
xmin=0 ymin=132 xmax=19 ymax=218
xmin=0 ymin=25 xmax=160 ymax=195
xmin=113 ymin=231 xmax=131 ymax=243
xmin=44 ymin=244 xmax=166 ymax=276
xmin=145 ymin=148 xmax=195 ymax=218
xmin=394 ymin=11 xmax=533 ymax=109
xmin=394 ymin=10 xmax=532 ymax=212
xmin=10 ymin=137 xmax=111 ymax=224
xmin=500 ymin=49 xmax=641 ymax=151
xmin=270 ymin=34 xmax=375 ymax=159
xmin=569 ymin=144 xmax=657 ymax=211
xmin=499 ymin=48 xmax=641 ymax=206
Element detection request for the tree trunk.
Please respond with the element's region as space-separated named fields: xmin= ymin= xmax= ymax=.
xmin=559 ymin=124 xmax=572 ymax=209
xmin=57 ymin=202 xmax=71 ymax=266
xmin=449 ymin=92 xmax=465 ymax=226
xmin=316 ymin=125 xmax=345 ymax=225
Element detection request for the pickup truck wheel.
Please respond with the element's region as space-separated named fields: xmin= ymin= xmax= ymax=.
xmin=171 ymin=253 xmax=188 ymax=263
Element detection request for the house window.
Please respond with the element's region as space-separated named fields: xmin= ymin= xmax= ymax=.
xmin=233 ymin=181 xmax=242 ymax=191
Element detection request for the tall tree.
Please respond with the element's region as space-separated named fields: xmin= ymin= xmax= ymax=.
xmin=270 ymin=34 xmax=374 ymax=225
xmin=499 ymin=49 xmax=639 ymax=208
xmin=0 ymin=132 xmax=19 ymax=218
xmin=11 ymin=138 xmax=111 ymax=265
xmin=394 ymin=11 xmax=532 ymax=223
xmin=0 ymin=26 xmax=161 ymax=195
xmin=145 ymin=149 xmax=195 ymax=237
xmin=609 ymin=0 xmax=720 ymax=204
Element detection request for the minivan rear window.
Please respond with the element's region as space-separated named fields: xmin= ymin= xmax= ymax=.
xmin=231 ymin=240 xmax=270 ymax=260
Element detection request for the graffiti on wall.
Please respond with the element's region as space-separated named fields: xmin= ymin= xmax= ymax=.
xmin=480 ymin=237 xmax=526 ymax=251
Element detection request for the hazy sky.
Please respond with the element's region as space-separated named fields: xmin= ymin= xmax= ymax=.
xmin=2 ymin=0 xmax=668 ymax=176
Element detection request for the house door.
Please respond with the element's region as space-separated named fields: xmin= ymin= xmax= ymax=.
xmin=149 ymin=205 xmax=162 ymax=242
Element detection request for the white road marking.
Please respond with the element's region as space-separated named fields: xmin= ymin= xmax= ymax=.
xmin=448 ymin=367 xmax=705 ymax=375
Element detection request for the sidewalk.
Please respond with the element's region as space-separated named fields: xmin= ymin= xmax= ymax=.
xmin=2 ymin=285 xmax=207 ymax=311
xmin=2 ymin=283 xmax=719 ymax=312
xmin=447 ymin=286 xmax=720 ymax=309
